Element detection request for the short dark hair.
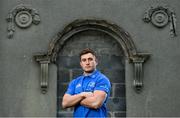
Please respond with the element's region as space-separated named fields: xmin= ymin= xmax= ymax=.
xmin=79 ymin=48 xmax=97 ymax=59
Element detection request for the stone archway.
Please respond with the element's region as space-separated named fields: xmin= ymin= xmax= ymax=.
xmin=47 ymin=19 xmax=137 ymax=63
xmin=34 ymin=19 xmax=150 ymax=94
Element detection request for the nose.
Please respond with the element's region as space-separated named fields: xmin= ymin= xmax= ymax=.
xmin=85 ymin=60 xmax=90 ymax=64
xmin=84 ymin=59 xmax=90 ymax=64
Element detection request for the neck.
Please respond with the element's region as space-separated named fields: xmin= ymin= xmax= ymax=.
xmin=83 ymin=69 xmax=96 ymax=76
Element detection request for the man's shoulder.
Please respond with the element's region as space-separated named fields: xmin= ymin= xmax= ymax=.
xmin=96 ymin=71 xmax=110 ymax=82
xmin=72 ymin=75 xmax=83 ymax=82
xmin=68 ymin=75 xmax=83 ymax=87
xmin=97 ymin=71 xmax=109 ymax=79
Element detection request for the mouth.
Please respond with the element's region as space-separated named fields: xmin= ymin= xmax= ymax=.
xmin=85 ymin=66 xmax=91 ymax=68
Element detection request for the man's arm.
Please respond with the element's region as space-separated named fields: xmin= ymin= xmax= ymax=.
xmin=80 ymin=90 xmax=107 ymax=109
xmin=62 ymin=92 xmax=93 ymax=108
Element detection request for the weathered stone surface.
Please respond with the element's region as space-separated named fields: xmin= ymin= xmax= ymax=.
xmin=107 ymin=97 xmax=126 ymax=111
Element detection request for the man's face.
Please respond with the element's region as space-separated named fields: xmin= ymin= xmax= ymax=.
xmin=80 ymin=53 xmax=97 ymax=74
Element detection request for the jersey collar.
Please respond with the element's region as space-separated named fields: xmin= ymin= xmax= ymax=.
xmin=83 ymin=69 xmax=99 ymax=79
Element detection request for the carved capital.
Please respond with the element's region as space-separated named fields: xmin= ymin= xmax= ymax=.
xmin=34 ymin=54 xmax=50 ymax=94
xmin=130 ymin=53 xmax=150 ymax=92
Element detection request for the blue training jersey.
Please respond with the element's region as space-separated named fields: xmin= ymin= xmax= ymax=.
xmin=65 ymin=70 xmax=111 ymax=117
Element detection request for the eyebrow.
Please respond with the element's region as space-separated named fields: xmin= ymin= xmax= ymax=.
xmin=81 ymin=57 xmax=93 ymax=59
xmin=81 ymin=57 xmax=94 ymax=60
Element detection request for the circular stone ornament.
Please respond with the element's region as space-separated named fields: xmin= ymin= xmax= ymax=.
xmin=151 ymin=10 xmax=169 ymax=28
xmin=15 ymin=11 xmax=33 ymax=28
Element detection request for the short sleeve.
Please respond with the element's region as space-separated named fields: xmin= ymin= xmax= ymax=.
xmin=94 ymin=77 xmax=111 ymax=95
xmin=65 ymin=79 xmax=76 ymax=95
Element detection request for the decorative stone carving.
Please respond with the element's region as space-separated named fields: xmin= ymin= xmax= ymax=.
xmin=151 ymin=10 xmax=169 ymax=28
xmin=34 ymin=54 xmax=50 ymax=94
xmin=130 ymin=53 xmax=150 ymax=92
xmin=6 ymin=4 xmax=40 ymax=39
xmin=143 ymin=5 xmax=177 ymax=37
xmin=15 ymin=11 xmax=33 ymax=28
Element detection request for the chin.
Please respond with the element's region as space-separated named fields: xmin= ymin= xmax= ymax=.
xmin=84 ymin=69 xmax=94 ymax=73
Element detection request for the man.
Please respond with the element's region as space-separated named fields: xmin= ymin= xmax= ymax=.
xmin=62 ymin=48 xmax=111 ymax=117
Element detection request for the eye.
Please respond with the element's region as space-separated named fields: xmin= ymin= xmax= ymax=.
xmin=81 ymin=58 xmax=86 ymax=62
xmin=88 ymin=58 xmax=93 ymax=61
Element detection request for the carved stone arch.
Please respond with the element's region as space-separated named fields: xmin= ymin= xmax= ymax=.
xmin=47 ymin=19 xmax=137 ymax=63
xmin=34 ymin=19 xmax=150 ymax=93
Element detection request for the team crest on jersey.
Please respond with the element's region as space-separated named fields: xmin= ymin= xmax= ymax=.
xmin=88 ymin=82 xmax=95 ymax=87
